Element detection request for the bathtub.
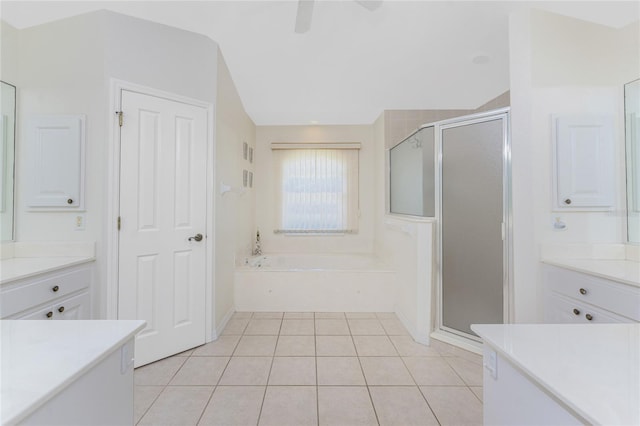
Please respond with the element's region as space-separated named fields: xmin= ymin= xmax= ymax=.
xmin=234 ymin=254 xmax=396 ymax=312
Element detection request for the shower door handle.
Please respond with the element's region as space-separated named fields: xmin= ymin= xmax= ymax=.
xmin=188 ymin=233 xmax=203 ymax=242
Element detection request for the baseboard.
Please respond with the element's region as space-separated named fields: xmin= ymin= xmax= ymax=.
xmin=212 ymin=307 xmax=235 ymax=340
xmin=430 ymin=329 xmax=482 ymax=355
xmin=394 ymin=310 xmax=430 ymax=346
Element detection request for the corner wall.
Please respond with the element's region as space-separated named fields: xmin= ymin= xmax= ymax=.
xmin=509 ymin=10 xmax=639 ymax=322
xmin=215 ymin=50 xmax=256 ymax=333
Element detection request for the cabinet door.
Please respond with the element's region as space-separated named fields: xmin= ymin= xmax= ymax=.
xmin=546 ymin=292 xmax=628 ymax=324
xmin=26 ymin=115 xmax=85 ymax=209
xmin=54 ymin=291 xmax=91 ymax=320
xmin=16 ymin=305 xmax=55 ymax=320
xmin=553 ymin=116 xmax=613 ymax=209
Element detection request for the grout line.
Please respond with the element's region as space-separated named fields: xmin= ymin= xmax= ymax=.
xmin=134 ymin=384 xmax=165 ymax=425
xmin=255 ymin=313 xmax=282 ymax=425
xmin=397 ymin=355 xmax=442 ymax=426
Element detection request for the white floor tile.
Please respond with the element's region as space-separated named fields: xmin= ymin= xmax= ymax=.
xmin=420 ymin=386 xmax=483 ymax=425
xmin=353 ymin=335 xmax=398 ymax=356
xmin=318 ymin=386 xmax=378 ymax=426
xmin=275 ymin=335 xmax=316 ymax=356
xmin=316 ymin=335 xmax=357 ymax=356
xmin=316 ymin=319 xmax=350 ymax=335
xmin=258 ymin=386 xmax=317 ymax=426
xmin=244 ymin=319 xmax=282 ymax=335
xmin=192 ymin=335 xmax=240 ymax=357
xmin=268 ymin=357 xmax=316 ymax=385
xmin=218 ymin=357 xmax=273 ymax=385
xmin=169 ymin=356 xmax=229 ymax=386
xmin=403 ymin=356 xmax=465 ymax=386
xmin=348 ymin=319 xmax=386 ymax=335
xmin=198 ymin=386 xmax=265 ymax=426
xmin=280 ymin=319 xmax=315 ymax=335
xmin=317 ymin=357 xmax=366 ymax=385
xmin=234 ymin=335 xmax=278 ymax=356
xmin=138 ymin=386 xmax=213 ymax=425
xmin=359 ymin=357 xmax=414 ymax=385
xmin=134 ymin=386 xmax=163 ymax=424
xmin=369 ymin=386 xmax=438 ymax=426
xmin=134 ymin=356 xmax=187 ymax=386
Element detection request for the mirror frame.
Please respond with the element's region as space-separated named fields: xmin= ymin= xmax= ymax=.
xmin=1 ymin=80 xmax=16 ymax=242
xmin=625 ymin=78 xmax=640 ymax=244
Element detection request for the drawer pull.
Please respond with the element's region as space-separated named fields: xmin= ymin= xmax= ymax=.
xmin=58 ymin=306 xmax=65 ymax=313
xmin=46 ymin=311 xmax=53 ymax=318
xmin=573 ymin=308 xmax=580 ymax=315
xmin=52 ymin=285 xmax=60 ymax=292
xmin=67 ymin=198 xmax=73 ymax=204
xmin=579 ymin=288 xmax=587 ymax=295
xmin=586 ymin=314 xmax=593 ymax=321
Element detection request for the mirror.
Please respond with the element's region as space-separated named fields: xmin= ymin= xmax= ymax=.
xmin=389 ymin=126 xmax=435 ymax=217
xmin=1 ymin=81 xmax=16 ymax=242
xmin=626 ymin=79 xmax=640 ymax=244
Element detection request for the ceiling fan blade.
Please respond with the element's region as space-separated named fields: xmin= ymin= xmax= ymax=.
xmin=295 ymin=0 xmax=315 ymax=33
xmin=354 ymin=0 xmax=383 ymax=12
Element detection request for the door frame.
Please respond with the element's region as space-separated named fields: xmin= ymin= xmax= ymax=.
xmin=434 ymin=107 xmax=513 ymax=344
xmin=105 ymin=79 xmax=216 ymax=343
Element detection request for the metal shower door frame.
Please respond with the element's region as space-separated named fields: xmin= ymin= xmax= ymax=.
xmin=433 ymin=107 xmax=513 ymax=343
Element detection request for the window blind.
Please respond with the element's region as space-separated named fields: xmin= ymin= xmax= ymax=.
xmin=272 ymin=145 xmax=359 ymax=234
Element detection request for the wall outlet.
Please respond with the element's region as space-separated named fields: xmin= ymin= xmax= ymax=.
xmin=74 ymin=214 xmax=86 ymax=231
xmin=483 ymin=349 xmax=498 ymax=379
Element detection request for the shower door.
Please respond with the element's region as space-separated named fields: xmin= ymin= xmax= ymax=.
xmin=439 ymin=111 xmax=510 ymax=339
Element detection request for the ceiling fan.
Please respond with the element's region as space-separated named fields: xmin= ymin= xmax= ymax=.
xmin=295 ymin=0 xmax=383 ymax=33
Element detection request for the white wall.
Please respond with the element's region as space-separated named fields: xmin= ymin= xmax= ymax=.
xmin=509 ymin=10 xmax=639 ymax=322
xmin=215 ymin=50 xmax=256 ymax=331
xmin=254 ymin=125 xmax=375 ymax=254
xmin=9 ymin=12 xmax=242 ymax=334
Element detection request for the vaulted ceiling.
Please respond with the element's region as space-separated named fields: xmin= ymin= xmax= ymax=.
xmin=2 ymin=1 xmax=637 ymax=125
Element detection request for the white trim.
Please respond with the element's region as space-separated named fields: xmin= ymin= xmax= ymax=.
xmin=106 ymin=79 xmax=215 ymax=344
xmin=430 ymin=329 xmax=482 ymax=355
xmin=213 ymin=307 xmax=235 ymax=340
xmin=271 ymin=142 xmax=361 ymax=150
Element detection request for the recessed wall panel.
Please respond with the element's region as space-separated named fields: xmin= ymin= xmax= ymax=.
xmin=137 ymin=110 xmax=160 ymax=231
xmin=173 ymin=250 xmax=191 ymax=327
xmin=137 ymin=254 xmax=158 ymax=337
xmin=174 ymin=117 xmax=193 ymax=228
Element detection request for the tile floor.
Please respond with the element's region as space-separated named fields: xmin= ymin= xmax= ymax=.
xmin=134 ymin=312 xmax=483 ymax=426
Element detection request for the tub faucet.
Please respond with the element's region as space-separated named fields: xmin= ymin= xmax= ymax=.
xmin=252 ymin=230 xmax=262 ymax=256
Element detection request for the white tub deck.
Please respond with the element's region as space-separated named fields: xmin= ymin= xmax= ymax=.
xmin=234 ymin=254 xmax=396 ymax=312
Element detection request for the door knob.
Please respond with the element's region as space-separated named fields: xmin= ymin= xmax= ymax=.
xmin=188 ymin=233 xmax=203 ymax=242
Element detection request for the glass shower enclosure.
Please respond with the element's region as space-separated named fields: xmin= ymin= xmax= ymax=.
xmin=439 ymin=111 xmax=511 ymax=339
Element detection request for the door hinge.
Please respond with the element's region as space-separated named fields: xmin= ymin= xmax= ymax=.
xmin=116 ymin=111 xmax=123 ymax=127
xmin=117 ymin=216 xmax=121 ymax=231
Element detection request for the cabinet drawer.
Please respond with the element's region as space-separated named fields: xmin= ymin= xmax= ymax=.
xmin=546 ymin=292 xmax=628 ymax=324
xmin=1 ymin=268 xmax=90 ymax=318
xmin=543 ymin=265 xmax=640 ymax=321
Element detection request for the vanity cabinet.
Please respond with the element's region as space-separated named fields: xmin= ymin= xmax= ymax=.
xmin=543 ymin=263 xmax=640 ymax=324
xmin=0 ymin=264 xmax=92 ymax=320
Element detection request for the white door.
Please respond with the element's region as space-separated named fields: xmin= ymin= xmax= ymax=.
xmin=118 ymin=89 xmax=208 ymax=367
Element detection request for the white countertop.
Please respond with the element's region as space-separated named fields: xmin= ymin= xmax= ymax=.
xmin=472 ymin=324 xmax=640 ymax=426
xmin=542 ymin=258 xmax=640 ymax=287
xmin=0 ymin=320 xmax=146 ymax=425
xmin=0 ymin=256 xmax=95 ymax=285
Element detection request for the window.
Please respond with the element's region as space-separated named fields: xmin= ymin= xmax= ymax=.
xmin=272 ymin=143 xmax=360 ymax=234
